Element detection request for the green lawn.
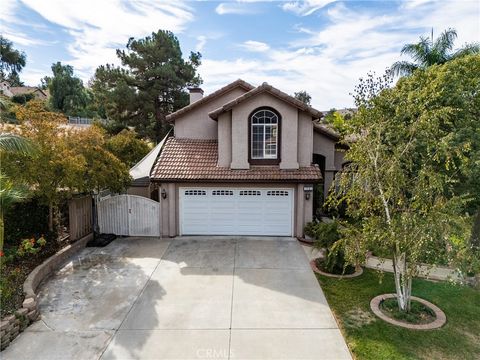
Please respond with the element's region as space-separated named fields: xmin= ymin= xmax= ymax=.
xmin=317 ymin=269 xmax=480 ymax=360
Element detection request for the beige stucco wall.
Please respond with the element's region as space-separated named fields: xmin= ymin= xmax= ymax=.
xmin=229 ymin=92 xmax=300 ymax=170
xmin=157 ymin=182 xmax=312 ymax=237
xmin=297 ymin=111 xmax=313 ymax=167
xmin=230 ymin=106 xmax=250 ymax=169
xmin=217 ymin=111 xmax=232 ymax=167
xmin=295 ymin=183 xmax=313 ymax=236
xmin=280 ymin=107 xmax=299 ymax=170
xmin=160 ymin=184 xmax=168 ymax=236
xmin=313 ymin=132 xmax=336 ymax=170
xmin=174 ymin=87 xmax=247 ymax=140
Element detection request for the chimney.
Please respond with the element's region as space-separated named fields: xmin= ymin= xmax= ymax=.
xmin=188 ymin=87 xmax=204 ymax=104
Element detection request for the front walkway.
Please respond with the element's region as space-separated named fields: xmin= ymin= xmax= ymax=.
xmin=3 ymin=236 xmax=351 ymax=360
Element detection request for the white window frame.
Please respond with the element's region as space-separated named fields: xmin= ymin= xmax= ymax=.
xmin=251 ymin=109 xmax=279 ymax=160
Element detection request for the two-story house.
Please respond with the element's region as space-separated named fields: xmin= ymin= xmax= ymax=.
xmin=135 ymin=79 xmax=346 ymax=237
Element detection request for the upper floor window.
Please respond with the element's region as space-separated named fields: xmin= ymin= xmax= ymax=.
xmin=250 ymin=108 xmax=279 ymax=161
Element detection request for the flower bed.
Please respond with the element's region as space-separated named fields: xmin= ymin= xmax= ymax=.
xmin=1 ymin=235 xmax=66 ymax=318
xmin=0 ymin=233 xmax=92 ymax=350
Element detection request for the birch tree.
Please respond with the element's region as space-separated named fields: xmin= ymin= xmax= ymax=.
xmin=333 ymin=55 xmax=479 ymax=312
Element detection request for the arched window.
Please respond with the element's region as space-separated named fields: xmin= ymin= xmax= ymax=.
xmin=250 ymin=108 xmax=280 ymax=161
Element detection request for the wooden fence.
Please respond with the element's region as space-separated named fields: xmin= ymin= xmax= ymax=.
xmin=68 ymin=196 xmax=93 ymax=241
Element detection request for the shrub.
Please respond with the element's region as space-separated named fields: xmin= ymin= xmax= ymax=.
xmin=11 ymin=93 xmax=35 ymax=105
xmin=311 ymin=221 xmax=341 ymax=248
xmin=4 ymin=197 xmax=54 ymax=248
xmin=0 ymin=265 xmax=22 ymax=307
xmin=306 ymin=220 xmax=354 ymax=274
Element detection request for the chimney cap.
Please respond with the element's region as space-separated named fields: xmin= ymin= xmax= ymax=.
xmin=188 ymin=87 xmax=204 ymax=94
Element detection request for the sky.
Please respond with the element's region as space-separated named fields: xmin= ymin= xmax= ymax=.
xmin=1 ymin=0 xmax=479 ymax=109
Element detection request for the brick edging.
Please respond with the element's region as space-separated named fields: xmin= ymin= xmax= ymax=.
xmin=370 ymin=293 xmax=447 ymax=330
xmin=310 ymin=258 xmax=363 ymax=278
xmin=1 ymin=233 xmax=93 ymax=350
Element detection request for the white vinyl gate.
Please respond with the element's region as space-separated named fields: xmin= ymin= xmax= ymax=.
xmin=97 ymin=195 xmax=161 ymax=236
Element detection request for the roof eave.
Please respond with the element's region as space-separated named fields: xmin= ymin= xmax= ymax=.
xmin=166 ymin=79 xmax=255 ymax=123
xmin=313 ymin=124 xmax=341 ymax=141
xmin=150 ymin=177 xmax=322 ymax=183
xmin=208 ymin=83 xmax=323 ymax=121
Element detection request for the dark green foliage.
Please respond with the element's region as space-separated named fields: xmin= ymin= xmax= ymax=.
xmin=472 ymin=210 xmax=480 ymax=250
xmin=305 ymin=221 xmax=340 ymax=247
xmin=0 ymin=96 xmax=17 ymax=123
xmin=11 ymin=92 xmax=34 ymax=104
xmin=316 ymin=252 xmax=355 ymax=275
xmin=91 ymin=30 xmax=202 ymax=141
xmin=294 ymin=90 xmax=311 ymax=105
xmin=0 ymin=36 xmax=26 ymax=81
xmin=48 ymin=62 xmax=93 ymax=116
xmin=4 ymin=198 xmax=53 ymax=248
xmin=99 ymin=119 xmax=129 ymax=136
xmin=0 ymin=265 xmax=23 ymax=316
xmin=306 ymin=220 xmax=352 ymax=274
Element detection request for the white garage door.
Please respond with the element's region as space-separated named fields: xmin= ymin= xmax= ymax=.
xmin=180 ymin=188 xmax=293 ymax=236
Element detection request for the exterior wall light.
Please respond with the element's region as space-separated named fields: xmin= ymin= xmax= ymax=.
xmin=161 ymin=188 xmax=167 ymax=199
xmin=304 ymin=185 xmax=313 ymax=200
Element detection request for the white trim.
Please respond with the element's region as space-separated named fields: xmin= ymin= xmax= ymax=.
xmin=251 ymin=109 xmax=279 ymax=160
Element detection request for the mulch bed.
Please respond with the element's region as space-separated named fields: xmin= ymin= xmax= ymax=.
xmin=1 ymin=236 xmax=71 ymax=317
xmin=370 ymin=293 xmax=447 ymax=330
xmin=311 ymin=257 xmax=364 ymax=278
xmin=380 ymin=298 xmax=436 ymax=324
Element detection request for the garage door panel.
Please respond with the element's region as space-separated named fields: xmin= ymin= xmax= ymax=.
xmin=264 ymin=215 xmax=291 ymax=221
xmin=180 ymin=188 xmax=293 ymax=236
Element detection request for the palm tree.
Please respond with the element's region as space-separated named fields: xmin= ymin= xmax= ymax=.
xmin=0 ymin=133 xmax=34 ymax=153
xmin=0 ymin=133 xmax=34 ymax=256
xmin=391 ymin=28 xmax=480 ymax=76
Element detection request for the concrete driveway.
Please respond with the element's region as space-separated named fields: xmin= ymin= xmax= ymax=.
xmin=3 ymin=237 xmax=351 ymax=360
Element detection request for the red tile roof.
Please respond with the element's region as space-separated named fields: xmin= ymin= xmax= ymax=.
xmin=150 ymin=137 xmax=322 ymax=182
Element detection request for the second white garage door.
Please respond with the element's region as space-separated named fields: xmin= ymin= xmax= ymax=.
xmin=180 ymin=188 xmax=294 ymax=236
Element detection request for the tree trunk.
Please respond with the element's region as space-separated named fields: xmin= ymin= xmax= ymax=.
xmin=48 ymin=202 xmax=54 ymax=232
xmin=154 ymin=97 xmax=166 ymax=142
xmin=392 ymin=252 xmax=412 ymax=312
